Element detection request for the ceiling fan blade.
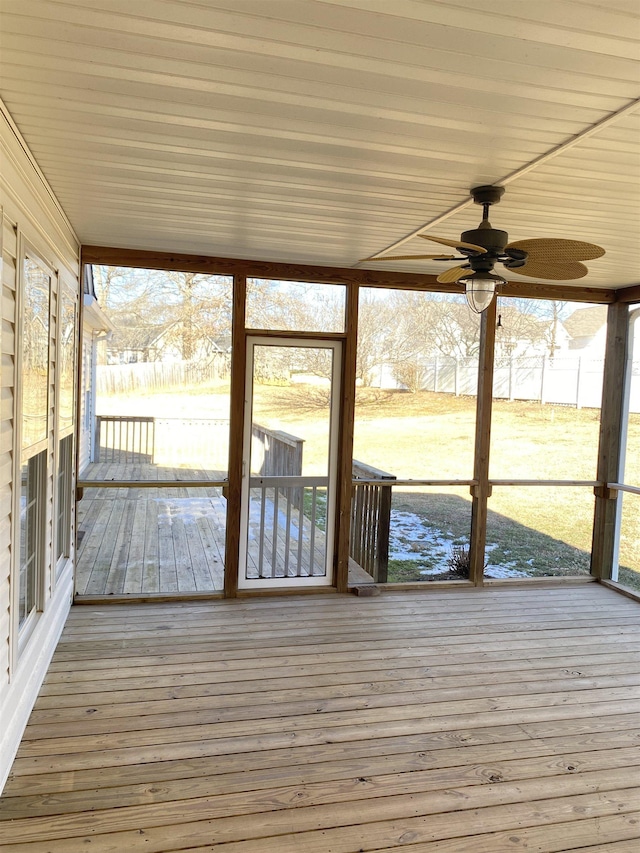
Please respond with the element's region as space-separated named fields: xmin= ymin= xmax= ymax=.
xmin=360 ymin=253 xmax=457 ymax=262
xmin=437 ymin=264 xmax=471 ymax=284
xmin=512 ymin=260 xmax=589 ymax=280
xmin=419 ymin=234 xmax=487 ymax=254
xmin=506 ymin=238 xmax=605 ymax=263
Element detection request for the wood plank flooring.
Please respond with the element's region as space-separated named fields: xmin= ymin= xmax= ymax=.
xmin=2 ymin=585 xmax=640 ymax=851
xmin=77 ymin=465 xmax=330 ymax=595
xmin=76 ymin=486 xmax=227 ymax=595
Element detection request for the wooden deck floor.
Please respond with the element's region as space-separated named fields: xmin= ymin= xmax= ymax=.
xmin=76 ymin=486 xmax=228 ymax=595
xmin=2 ymin=584 xmax=640 ymax=850
xmin=77 ymin=464 xmax=329 ymax=594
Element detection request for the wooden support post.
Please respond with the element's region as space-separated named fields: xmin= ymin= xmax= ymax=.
xmin=591 ymin=301 xmax=630 ymax=580
xmin=334 ymin=284 xmax=358 ymax=593
xmin=469 ymin=299 xmax=497 ymax=585
xmin=224 ymin=275 xmax=247 ymax=598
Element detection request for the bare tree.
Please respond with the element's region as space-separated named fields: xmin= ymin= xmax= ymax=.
xmin=91 ymin=266 xmax=232 ymax=363
xmin=355 ymin=290 xmax=395 ymax=386
xmin=498 ymin=297 xmax=568 ymax=358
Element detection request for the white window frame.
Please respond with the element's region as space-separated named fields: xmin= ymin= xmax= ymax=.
xmin=12 ymin=237 xmax=56 ymax=656
xmin=53 ymin=277 xmax=77 ymax=580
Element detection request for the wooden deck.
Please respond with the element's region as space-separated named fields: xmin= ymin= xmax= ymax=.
xmin=76 ymin=485 xmax=228 ymax=595
xmin=2 ymin=585 xmax=640 ymax=850
xmin=77 ymin=464 xmax=330 ymax=595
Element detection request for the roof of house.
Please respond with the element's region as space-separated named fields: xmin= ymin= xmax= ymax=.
xmin=563 ymin=306 xmax=608 ymax=339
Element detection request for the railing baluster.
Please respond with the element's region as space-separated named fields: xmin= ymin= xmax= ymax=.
xmin=309 ymin=485 xmax=317 ymax=577
xmin=272 ymin=485 xmax=279 ymax=578
xmin=296 ymin=486 xmax=304 ymax=576
xmin=284 ymin=486 xmax=292 ymax=578
xmin=258 ymin=485 xmax=266 ymax=578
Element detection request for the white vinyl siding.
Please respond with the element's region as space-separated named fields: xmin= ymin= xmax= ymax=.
xmin=0 ymin=103 xmax=80 ymax=794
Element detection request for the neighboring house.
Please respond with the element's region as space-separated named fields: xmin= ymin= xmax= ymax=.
xmin=147 ymin=320 xmax=228 ymax=363
xmin=80 ymin=266 xmax=114 ymax=473
xmin=106 ymin=319 xmax=229 ymax=364
xmin=562 ymin=305 xmax=608 ymax=357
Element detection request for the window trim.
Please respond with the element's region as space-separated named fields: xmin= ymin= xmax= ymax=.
xmin=11 ymin=235 xmax=56 ymax=662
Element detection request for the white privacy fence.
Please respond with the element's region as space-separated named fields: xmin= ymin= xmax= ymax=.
xmin=373 ymin=356 xmax=640 ymax=412
xmin=97 ymin=357 xmax=229 ymax=395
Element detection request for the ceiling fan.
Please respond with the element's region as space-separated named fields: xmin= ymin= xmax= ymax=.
xmin=364 ymin=185 xmax=605 ymax=312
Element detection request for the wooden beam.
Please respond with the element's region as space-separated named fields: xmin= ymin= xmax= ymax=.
xmin=334 ymin=284 xmax=359 ymax=593
xmin=80 ymin=245 xmax=443 ymax=288
xmin=615 ymin=283 xmax=640 ymax=304
xmin=469 ymin=300 xmax=497 ymax=586
xmin=224 ymin=275 xmax=247 ymax=598
xmin=499 ymin=281 xmax=614 ymax=304
xmin=80 ymin=245 xmax=614 ymax=303
xmin=591 ymin=302 xmax=630 ymax=580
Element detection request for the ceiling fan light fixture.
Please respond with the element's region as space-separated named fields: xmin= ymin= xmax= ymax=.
xmin=460 ymin=271 xmax=506 ymax=314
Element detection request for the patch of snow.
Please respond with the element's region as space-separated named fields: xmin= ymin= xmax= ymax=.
xmin=484 ymin=564 xmax=530 ymax=579
xmin=484 ymin=542 xmax=530 ymax=578
xmin=389 ymin=511 xmax=454 ymax=573
xmin=155 ymin=497 xmax=225 ymax=527
xmin=390 ymin=516 xmax=533 ymax=578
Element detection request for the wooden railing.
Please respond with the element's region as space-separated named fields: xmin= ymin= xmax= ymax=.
xmin=251 ymin=424 xmax=305 ymax=509
xmin=251 ymin=424 xmax=304 ymax=477
xmin=93 ymin=415 xmax=394 ymax=583
xmin=94 ymin=417 xmax=303 ymax=477
xmin=350 ymin=460 xmax=396 ymax=583
xmin=95 ymin=415 xmax=155 ymax=463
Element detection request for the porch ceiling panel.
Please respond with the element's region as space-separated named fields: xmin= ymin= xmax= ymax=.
xmin=0 ymin=0 xmax=639 ymax=288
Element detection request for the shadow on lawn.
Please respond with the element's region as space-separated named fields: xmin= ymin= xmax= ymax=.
xmin=385 ymin=490 xmax=637 ymax=587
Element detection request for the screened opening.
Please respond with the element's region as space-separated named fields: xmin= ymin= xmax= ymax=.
xmin=617 ymin=493 xmax=640 ymax=593
xmin=485 ymin=486 xmax=594 ymax=579
xmin=77 ymin=266 xmax=233 ymax=597
xmin=246 ymin=278 xmax=346 ymax=333
xmin=87 ymin=266 xmax=233 ymax=482
xmin=385 ymin=485 xmax=473 ymax=584
xmin=614 ymin=306 xmax=640 ymax=593
xmin=239 ymin=339 xmax=340 ymax=588
xmin=351 ymin=289 xmax=478 ymax=583
xmin=491 ymin=298 xmax=605 ymax=481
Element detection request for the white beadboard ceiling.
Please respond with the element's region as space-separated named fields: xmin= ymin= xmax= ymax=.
xmin=0 ymin=0 xmax=639 ymax=289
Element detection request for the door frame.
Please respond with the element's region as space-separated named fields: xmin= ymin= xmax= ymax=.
xmin=238 ymin=335 xmax=342 ymax=590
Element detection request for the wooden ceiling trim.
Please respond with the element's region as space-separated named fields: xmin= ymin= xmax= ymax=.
xmin=80 ymin=245 xmax=614 ymax=303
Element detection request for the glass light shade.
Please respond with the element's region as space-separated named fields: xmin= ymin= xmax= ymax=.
xmin=462 ymin=273 xmax=505 ymax=313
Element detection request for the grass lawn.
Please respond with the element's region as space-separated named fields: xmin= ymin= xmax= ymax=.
xmin=97 ymin=381 xmax=640 ymax=590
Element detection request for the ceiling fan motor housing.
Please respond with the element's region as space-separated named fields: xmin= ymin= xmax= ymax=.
xmin=461 ymin=223 xmax=509 ymax=255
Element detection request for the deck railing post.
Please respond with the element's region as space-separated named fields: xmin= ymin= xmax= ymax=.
xmin=351 ymin=460 xmax=395 ymax=583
